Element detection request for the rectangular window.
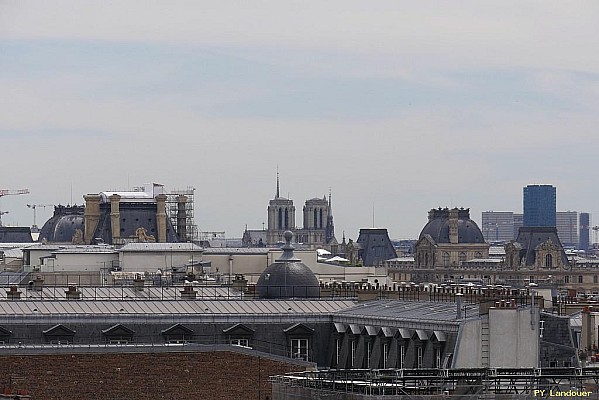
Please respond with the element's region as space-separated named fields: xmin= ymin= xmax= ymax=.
xmin=400 ymin=345 xmax=405 ymax=369
xmin=435 ymin=348 xmax=441 ymax=369
xmin=231 ymin=338 xmax=250 ymax=347
xmin=565 ymin=275 xmax=570 ymax=284
xmin=579 ymin=275 xmax=584 ymax=284
xmin=366 ymin=342 xmax=372 ymax=368
xmin=594 ymin=275 xmax=598 ymax=284
xmin=417 ymin=347 xmax=423 ymax=369
xmin=351 ymin=340 xmax=356 ymax=367
xmin=336 ymin=338 xmax=341 ymax=366
xmin=291 ymin=338 xmax=309 ymax=361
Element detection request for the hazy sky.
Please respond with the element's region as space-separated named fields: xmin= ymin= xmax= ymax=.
xmin=1 ymin=1 xmax=598 ymax=240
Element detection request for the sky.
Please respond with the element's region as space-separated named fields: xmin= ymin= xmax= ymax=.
xmin=1 ymin=1 xmax=598 ymax=240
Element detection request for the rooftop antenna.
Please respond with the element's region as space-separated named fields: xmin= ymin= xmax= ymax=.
xmin=372 ymin=202 xmax=375 ymax=227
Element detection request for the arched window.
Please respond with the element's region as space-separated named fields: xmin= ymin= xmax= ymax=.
xmin=285 ymin=208 xmax=289 ymax=229
xmin=459 ymin=252 xmax=467 ymax=263
xmin=319 ymin=209 xmax=323 ymax=228
xmin=425 ymin=253 xmax=429 ymax=267
xmin=475 ymin=252 xmax=482 ymax=259
xmin=442 ymin=252 xmax=450 ymax=266
xmin=545 ymin=254 xmax=553 ymax=268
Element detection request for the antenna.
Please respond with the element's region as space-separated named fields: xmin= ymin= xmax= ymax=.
xmin=372 ymin=202 xmax=375 ymax=227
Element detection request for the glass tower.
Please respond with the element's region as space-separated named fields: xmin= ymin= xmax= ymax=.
xmin=523 ymin=184 xmax=556 ymax=227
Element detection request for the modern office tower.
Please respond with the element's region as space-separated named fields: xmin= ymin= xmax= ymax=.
xmin=481 ymin=211 xmax=516 ymax=242
xmin=556 ymin=211 xmax=578 ymax=248
xmin=523 ymin=184 xmax=556 ymax=227
xmin=579 ymin=212 xmax=590 ymax=251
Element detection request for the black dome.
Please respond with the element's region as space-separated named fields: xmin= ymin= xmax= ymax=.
xmin=419 ymin=208 xmax=485 ymax=244
xmin=256 ymin=231 xmax=319 ymax=298
xmin=39 ymin=205 xmax=85 ymax=243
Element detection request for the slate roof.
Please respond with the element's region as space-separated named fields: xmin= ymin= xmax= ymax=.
xmin=515 ymin=226 xmax=568 ymax=266
xmin=335 ymin=300 xmax=479 ymax=324
xmin=0 ymin=227 xmax=33 ymax=243
xmin=419 ymin=208 xmax=485 ymax=244
xmin=0 ymin=299 xmax=356 ymax=316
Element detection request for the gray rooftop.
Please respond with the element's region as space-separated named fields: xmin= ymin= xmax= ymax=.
xmin=0 ymin=299 xmax=356 ymax=317
xmin=335 ymin=299 xmax=478 ymax=325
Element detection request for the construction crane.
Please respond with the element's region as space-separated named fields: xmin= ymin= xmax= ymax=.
xmin=0 ymin=189 xmax=29 ymax=198
xmin=27 ymin=204 xmax=53 ymax=231
xmin=0 ymin=189 xmax=29 ymax=227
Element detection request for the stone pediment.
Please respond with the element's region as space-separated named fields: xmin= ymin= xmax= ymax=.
xmin=222 ymin=323 xmax=255 ymax=336
xmin=161 ymin=323 xmax=194 ymax=336
xmin=43 ymin=324 xmax=75 ymax=337
xmin=102 ymin=324 xmax=135 ymax=337
xmin=283 ymin=323 xmax=314 ymax=336
xmin=417 ymin=234 xmax=437 ymax=247
xmin=535 ymin=239 xmax=560 ymax=252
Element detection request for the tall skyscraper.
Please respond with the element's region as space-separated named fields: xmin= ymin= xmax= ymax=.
xmin=523 ymin=184 xmax=556 ymax=227
xmin=579 ymin=212 xmax=590 ymax=251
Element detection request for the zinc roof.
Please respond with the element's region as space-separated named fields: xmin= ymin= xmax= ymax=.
xmin=0 ymin=299 xmax=356 ymax=316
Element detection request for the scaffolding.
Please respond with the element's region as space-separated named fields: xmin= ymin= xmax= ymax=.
xmin=166 ymin=187 xmax=199 ymax=243
xmin=271 ymin=367 xmax=599 ymax=398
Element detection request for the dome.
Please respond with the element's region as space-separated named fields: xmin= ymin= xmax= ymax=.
xmin=39 ymin=205 xmax=85 ymax=243
xmin=419 ymin=208 xmax=485 ymax=244
xmin=256 ymin=231 xmax=320 ymax=299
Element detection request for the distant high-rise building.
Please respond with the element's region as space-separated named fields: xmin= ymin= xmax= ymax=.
xmin=523 ymin=185 xmax=556 ymax=227
xmin=556 ymin=211 xmax=578 ymax=248
xmin=513 ymin=213 xmax=523 ymax=239
xmin=481 ymin=211 xmax=516 ymax=242
xmin=579 ymin=212 xmax=590 ymax=251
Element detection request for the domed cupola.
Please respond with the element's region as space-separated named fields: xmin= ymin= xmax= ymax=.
xmin=419 ymin=207 xmax=485 ymax=244
xmin=256 ymin=231 xmax=320 ymax=298
xmin=38 ymin=205 xmax=85 ymax=243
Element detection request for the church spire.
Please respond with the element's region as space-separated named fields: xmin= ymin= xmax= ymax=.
xmin=276 ymin=166 xmax=280 ymax=199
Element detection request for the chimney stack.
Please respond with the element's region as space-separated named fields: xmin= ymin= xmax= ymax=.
xmin=156 ymin=194 xmax=167 ymax=243
xmin=83 ymin=194 xmax=101 ymax=244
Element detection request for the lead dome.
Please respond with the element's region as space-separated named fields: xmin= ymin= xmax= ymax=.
xmin=419 ymin=207 xmax=485 ymax=244
xmin=256 ymin=231 xmax=320 ymax=298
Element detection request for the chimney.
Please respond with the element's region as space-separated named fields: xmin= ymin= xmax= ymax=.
xmin=582 ymin=306 xmax=594 ymax=351
xmin=109 ymin=194 xmax=121 ymax=244
xmin=6 ymin=285 xmax=21 ymax=300
xmin=449 ymin=208 xmax=459 ymax=244
xmin=83 ymin=194 xmax=101 ymax=244
xmin=176 ymin=195 xmax=188 ymax=242
xmin=156 ymin=194 xmax=167 ymax=243
xmin=65 ymin=283 xmax=81 ymax=300
xmin=180 ymin=283 xmax=197 ymax=300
